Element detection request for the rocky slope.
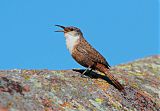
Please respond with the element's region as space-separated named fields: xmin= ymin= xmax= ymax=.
xmin=0 ymin=55 xmax=160 ymax=111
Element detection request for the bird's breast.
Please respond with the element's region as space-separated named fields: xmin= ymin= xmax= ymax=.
xmin=65 ymin=34 xmax=80 ymax=54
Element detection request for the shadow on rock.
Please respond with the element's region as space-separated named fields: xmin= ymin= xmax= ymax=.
xmin=72 ymin=69 xmax=159 ymax=110
xmin=72 ymin=69 xmax=122 ymax=91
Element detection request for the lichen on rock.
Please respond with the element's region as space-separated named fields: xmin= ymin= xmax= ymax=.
xmin=0 ymin=55 xmax=160 ymax=111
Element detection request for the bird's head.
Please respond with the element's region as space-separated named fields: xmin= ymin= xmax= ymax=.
xmin=55 ymin=25 xmax=82 ymax=37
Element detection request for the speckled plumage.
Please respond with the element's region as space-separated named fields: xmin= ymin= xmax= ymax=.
xmin=70 ymin=35 xmax=124 ymax=91
xmin=71 ymin=35 xmax=110 ymax=69
xmin=55 ymin=25 xmax=124 ymax=91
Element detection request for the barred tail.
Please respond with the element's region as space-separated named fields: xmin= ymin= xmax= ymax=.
xmin=96 ymin=63 xmax=124 ymax=91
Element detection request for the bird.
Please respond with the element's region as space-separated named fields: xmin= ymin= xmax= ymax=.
xmin=55 ymin=25 xmax=124 ymax=91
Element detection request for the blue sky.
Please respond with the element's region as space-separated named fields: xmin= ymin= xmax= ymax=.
xmin=0 ymin=0 xmax=159 ymax=70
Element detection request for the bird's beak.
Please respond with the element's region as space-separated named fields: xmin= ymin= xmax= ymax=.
xmin=55 ymin=25 xmax=65 ymax=32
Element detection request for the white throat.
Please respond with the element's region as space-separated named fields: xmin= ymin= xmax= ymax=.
xmin=64 ymin=32 xmax=80 ymax=53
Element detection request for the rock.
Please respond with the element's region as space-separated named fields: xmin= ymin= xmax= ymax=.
xmin=0 ymin=55 xmax=160 ymax=111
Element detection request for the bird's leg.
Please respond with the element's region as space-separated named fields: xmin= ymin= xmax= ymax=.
xmin=86 ymin=68 xmax=92 ymax=74
xmin=81 ymin=67 xmax=92 ymax=78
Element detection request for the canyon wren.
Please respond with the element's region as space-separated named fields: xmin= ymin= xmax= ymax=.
xmin=55 ymin=25 xmax=124 ymax=91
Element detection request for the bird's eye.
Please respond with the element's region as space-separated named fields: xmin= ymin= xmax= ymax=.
xmin=70 ymin=28 xmax=73 ymax=31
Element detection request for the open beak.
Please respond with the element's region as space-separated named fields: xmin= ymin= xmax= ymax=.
xmin=55 ymin=25 xmax=65 ymax=32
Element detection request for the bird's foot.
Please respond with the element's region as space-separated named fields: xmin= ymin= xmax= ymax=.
xmin=81 ymin=74 xmax=90 ymax=78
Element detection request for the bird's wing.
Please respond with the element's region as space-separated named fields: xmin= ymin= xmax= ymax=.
xmin=76 ymin=38 xmax=110 ymax=68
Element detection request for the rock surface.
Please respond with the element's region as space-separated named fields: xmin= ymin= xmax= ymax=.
xmin=0 ymin=55 xmax=160 ymax=111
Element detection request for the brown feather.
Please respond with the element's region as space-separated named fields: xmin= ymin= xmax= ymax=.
xmin=95 ymin=63 xmax=124 ymax=91
xmin=72 ymin=35 xmax=110 ymax=69
xmin=61 ymin=26 xmax=123 ymax=91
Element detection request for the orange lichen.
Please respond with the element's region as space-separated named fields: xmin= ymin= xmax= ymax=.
xmin=42 ymin=99 xmax=53 ymax=107
xmin=23 ymin=85 xmax=30 ymax=92
xmin=60 ymin=102 xmax=71 ymax=108
xmin=94 ymin=79 xmax=110 ymax=91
